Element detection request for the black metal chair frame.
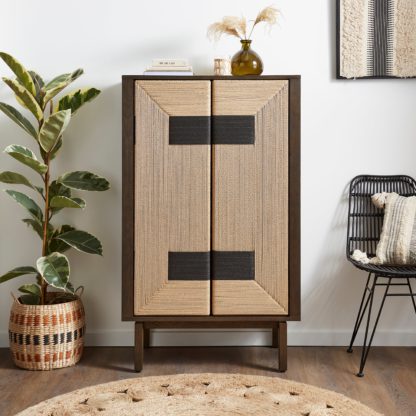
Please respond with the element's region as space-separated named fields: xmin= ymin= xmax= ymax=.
xmin=346 ymin=175 xmax=416 ymax=377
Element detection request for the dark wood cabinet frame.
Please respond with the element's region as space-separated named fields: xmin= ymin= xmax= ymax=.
xmin=122 ymin=75 xmax=301 ymax=372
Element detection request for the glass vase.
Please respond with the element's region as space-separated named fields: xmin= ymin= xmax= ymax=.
xmin=231 ymin=40 xmax=263 ymax=76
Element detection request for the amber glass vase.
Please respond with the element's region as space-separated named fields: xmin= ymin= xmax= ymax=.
xmin=231 ymin=40 xmax=263 ymax=76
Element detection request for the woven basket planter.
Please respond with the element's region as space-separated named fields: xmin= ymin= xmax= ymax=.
xmin=8 ymin=293 xmax=85 ymax=370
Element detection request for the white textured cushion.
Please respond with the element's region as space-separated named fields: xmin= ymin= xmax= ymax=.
xmin=372 ymin=192 xmax=416 ymax=265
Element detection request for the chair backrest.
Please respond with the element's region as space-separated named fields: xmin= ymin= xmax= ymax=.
xmin=346 ymin=175 xmax=416 ymax=260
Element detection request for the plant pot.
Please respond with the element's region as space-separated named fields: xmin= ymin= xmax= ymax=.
xmin=8 ymin=293 xmax=85 ymax=370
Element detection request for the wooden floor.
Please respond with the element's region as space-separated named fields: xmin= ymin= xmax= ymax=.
xmin=0 ymin=346 xmax=415 ymax=415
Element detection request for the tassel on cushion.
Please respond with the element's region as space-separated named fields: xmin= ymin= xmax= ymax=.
xmin=351 ymin=249 xmax=371 ymax=264
xmin=371 ymin=192 xmax=389 ymax=209
xmin=351 ymin=249 xmax=381 ymax=265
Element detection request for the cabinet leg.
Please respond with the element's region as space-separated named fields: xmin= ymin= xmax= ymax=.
xmin=144 ymin=327 xmax=150 ymax=348
xmin=277 ymin=321 xmax=287 ymax=372
xmin=134 ymin=322 xmax=144 ymax=372
xmin=272 ymin=322 xmax=279 ymax=348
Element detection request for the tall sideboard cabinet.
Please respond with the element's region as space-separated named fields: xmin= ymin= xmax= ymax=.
xmin=122 ymin=75 xmax=300 ymax=372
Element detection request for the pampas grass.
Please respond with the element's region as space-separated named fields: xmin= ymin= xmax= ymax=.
xmin=207 ymin=16 xmax=246 ymax=40
xmin=254 ymin=6 xmax=279 ymax=27
xmin=207 ymin=5 xmax=279 ymax=42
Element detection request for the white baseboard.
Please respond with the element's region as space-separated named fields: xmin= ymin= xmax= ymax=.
xmin=1 ymin=329 xmax=415 ymax=348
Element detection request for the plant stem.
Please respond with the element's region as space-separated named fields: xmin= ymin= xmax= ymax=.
xmin=40 ymin=100 xmax=54 ymax=305
xmin=247 ymin=20 xmax=256 ymax=40
xmin=40 ymin=152 xmax=50 ymax=305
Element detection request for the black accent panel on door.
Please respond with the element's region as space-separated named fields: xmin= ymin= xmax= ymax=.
xmin=212 ymin=116 xmax=255 ymax=145
xmin=169 ymin=116 xmax=211 ymax=145
xmin=168 ymin=252 xmax=210 ymax=280
xmin=212 ymin=251 xmax=255 ymax=280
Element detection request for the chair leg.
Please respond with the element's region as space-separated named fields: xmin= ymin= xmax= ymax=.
xmin=406 ymin=278 xmax=416 ymax=314
xmin=356 ymin=276 xmax=391 ymax=377
xmin=134 ymin=322 xmax=144 ymax=372
xmin=347 ymin=273 xmax=373 ymax=353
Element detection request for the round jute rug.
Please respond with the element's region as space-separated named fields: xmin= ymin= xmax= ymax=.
xmin=17 ymin=373 xmax=382 ymax=416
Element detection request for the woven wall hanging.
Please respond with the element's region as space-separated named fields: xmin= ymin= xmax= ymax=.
xmin=337 ymin=0 xmax=416 ymax=79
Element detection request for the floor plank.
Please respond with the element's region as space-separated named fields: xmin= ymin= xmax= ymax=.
xmin=0 ymin=346 xmax=415 ymax=415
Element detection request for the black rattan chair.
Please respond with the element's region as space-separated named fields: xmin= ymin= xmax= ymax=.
xmin=346 ymin=175 xmax=416 ymax=377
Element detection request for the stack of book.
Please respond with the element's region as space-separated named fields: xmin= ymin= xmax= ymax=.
xmin=143 ymin=59 xmax=193 ymax=76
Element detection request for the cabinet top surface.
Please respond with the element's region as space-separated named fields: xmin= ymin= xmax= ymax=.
xmin=122 ymin=75 xmax=300 ymax=80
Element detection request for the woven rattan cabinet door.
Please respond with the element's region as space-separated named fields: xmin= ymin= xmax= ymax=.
xmin=134 ymin=81 xmax=211 ymax=315
xmin=211 ymin=80 xmax=289 ymax=315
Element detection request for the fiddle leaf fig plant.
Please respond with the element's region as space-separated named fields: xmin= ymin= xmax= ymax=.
xmin=0 ymin=52 xmax=109 ymax=305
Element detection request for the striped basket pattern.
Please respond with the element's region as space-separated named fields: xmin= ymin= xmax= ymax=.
xmin=8 ymin=294 xmax=85 ymax=370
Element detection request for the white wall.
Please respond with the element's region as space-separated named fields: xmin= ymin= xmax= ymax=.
xmin=1 ymin=0 xmax=415 ymax=348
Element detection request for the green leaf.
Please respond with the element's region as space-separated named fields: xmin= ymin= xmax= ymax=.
xmin=36 ymin=252 xmax=69 ymax=290
xmin=4 ymin=144 xmax=48 ymax=174
xmin=20 ymin=294 xmax=41 ymax=305
xmin=22 ymin=218 xmax=43 ymax=239
xmin=49 ymin=137 xmax=63 ymax=160
xmin=22 ymin=218 xmax=53 ymax=240
xmin=56 ymin=230 xmax=103 ymax=255
xmin=65 ymin=281 xmax=75 ymax=294
xmin=18 ymin=283 xmax=41 ymax=297
xmin=50 ymin=196 xmax=85 ymax=209
xmin=5 ymin=189 xmax=43 ymax=221
xmin=57 ymin=171 xmax=110 ymax=191
xmin=2 ymin=77 xmax=43 ymax=120
xmin=57 ymin=88 xmax=100 ymax=114
xmin=0 ymin=266 xmax=38 ymax=283
xmin=42 ymin=68 xmax=83 ymax=105
xmin=42 ymin=137 xmax=63 ymax=161
xmin=49 ymin=180 xmax=71 ymax=197
xmin=28 ymin=70 xmax=44 ymax=103
xmin=0 ymin=171 xmax=42 ymax=194
xmin=49 ymin=225 xmax=75 ymax=253
xmin=0 ymin=171 xmax=32 ymax=187
xmin=48 ymin=180 xmax=70 ymax=214
xmin=38 ymin=110 xmax=71 ymax=152
xmin=43 ymin=69 xmax=83 ymax=90
xmin=0 ymin=52 xmax=36 ymax=96
xmin=0 ymin=102 xmax=38 ymax=139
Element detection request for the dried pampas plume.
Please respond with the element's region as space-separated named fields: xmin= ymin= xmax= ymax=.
xmin=254 ymin=5 xmax=279 ymax=27
xmin=207 ymin=16 xmax=246 ymax=41
xmin=207 ymin=5 xmax=279 ymax=42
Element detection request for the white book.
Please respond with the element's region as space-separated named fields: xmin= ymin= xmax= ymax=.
xmin=143 ymin=71 xmax=194 ymax=76
xmin=152 ymin=58 xmax=189 ymax=67
xmin=145 ymin=66 xmax=193 ymax=72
